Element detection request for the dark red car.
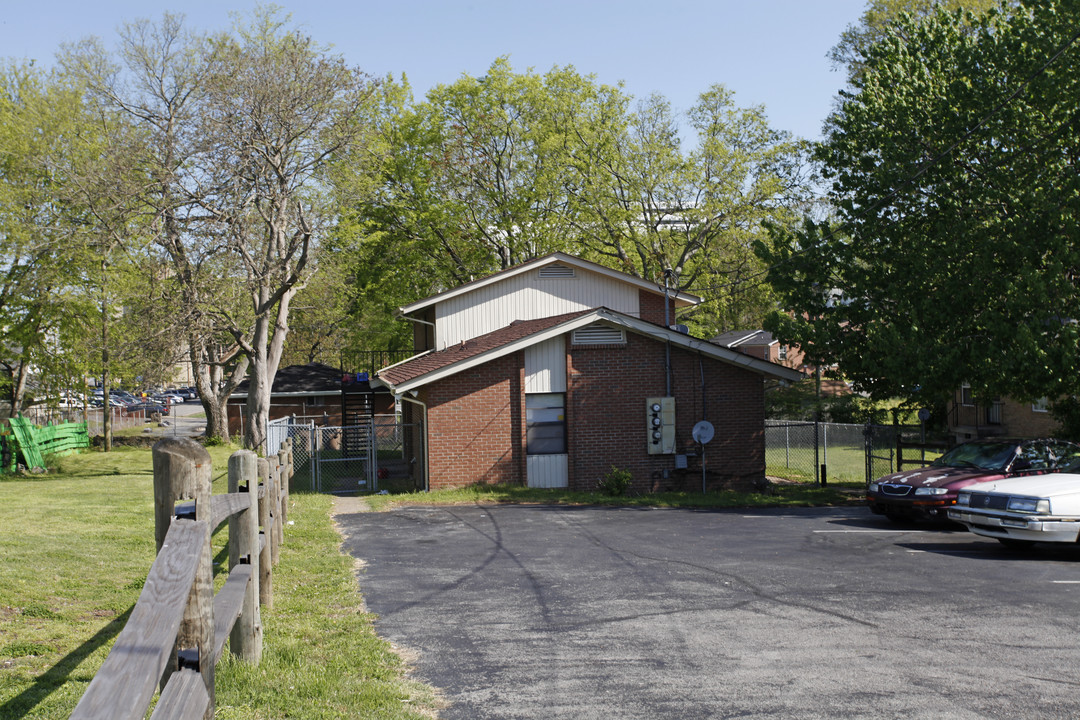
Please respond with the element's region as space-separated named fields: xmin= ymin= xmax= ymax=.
xmin=867 ymin=438 xmax=1080 ymax=523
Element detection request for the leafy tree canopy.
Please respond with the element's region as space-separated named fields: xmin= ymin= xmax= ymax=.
xmin=336 ymin=59 xmax=815 ymax=345
xmin=828 ymin=0 xmax=1003 ymax=85
xmin=759 ymin=0 xmax=1080 ymax=406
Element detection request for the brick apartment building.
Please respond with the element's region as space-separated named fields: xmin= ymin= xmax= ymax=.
xmin=373 ymin=253 xmax=804 ymax=492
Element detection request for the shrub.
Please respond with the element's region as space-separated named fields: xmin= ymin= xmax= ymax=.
xmin=598 ymin=466 xmax=633 ymax=496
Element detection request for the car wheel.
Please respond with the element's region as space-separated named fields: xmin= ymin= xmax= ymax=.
xmin=997 ymin=538 xmax=1035 ymax=550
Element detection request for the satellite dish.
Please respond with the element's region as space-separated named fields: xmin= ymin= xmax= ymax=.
xmin=692 ymin=420 xmax=715 ymax=445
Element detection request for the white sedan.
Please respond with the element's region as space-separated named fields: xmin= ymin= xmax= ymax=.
xmin=948 ymin=473 xmax=1080 ymax=547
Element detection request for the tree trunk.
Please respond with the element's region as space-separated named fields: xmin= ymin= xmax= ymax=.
xmin=243 ymin=288 xmax=293 ymax=452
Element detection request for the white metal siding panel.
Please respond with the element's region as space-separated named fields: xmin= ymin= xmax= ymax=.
xmin=524 ymin=337 xmax=566 ymax=393
xmin=527 ymin=454 xmax=569 ymax=488
xmin=435 ymin=270 xmax=641 ymax=349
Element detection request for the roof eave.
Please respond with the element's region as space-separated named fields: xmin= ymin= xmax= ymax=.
xmin=379 ymin=309 xmax=804 ymax=393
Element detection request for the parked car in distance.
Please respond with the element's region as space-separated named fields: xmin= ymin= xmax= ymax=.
xmin=867 ymin=438 xmax=1080 ymax=523
xmin=125 ymin=401 xmax=169 ymax=416
xmin=949 ymin=472 xmax=1080 ymax=547
xmin=152 ymin=392 xmax=183 ymax=404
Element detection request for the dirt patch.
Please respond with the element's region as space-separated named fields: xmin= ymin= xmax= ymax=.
xmin=331 ymin=494 xmax=373 ymax=517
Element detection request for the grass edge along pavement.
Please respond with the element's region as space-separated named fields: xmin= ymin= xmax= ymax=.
xmin=361 ymin=478 xmax=863 ymax=512
xmin=0 ymin=444 xmax=443 ymax=720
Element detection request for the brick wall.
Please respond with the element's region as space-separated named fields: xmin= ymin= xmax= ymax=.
xmin=424 ymin=353 xmax=525 ymax=489
xmin=948 ymin=397 xmax=1061 ymax=441
xmin=419 ymin=331 xmax=768 ymax=492
xmin=568 ymin=333 xmax=765 ymax=493
xmin=638 ymin=289 xmax=676 ymax=326
xmin=1003 ymin=398 xmax=1059 ymax=437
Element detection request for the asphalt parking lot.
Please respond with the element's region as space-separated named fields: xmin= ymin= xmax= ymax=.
xmin=336 ymin=505 xmax=1080 ymax=719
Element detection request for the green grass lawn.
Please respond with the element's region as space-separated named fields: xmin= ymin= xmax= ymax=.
xmin=0 ymin=444 xmax=442 ymax=719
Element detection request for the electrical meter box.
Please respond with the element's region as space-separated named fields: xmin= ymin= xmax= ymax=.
xmin=646 ymin=397 xmax=676 ymax=455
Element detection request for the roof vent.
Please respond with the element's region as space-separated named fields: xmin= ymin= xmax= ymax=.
xmin=539 ymin=263 xmax=575 ymax=279
xmin=572 ymin=324 xmax=625 ymax=345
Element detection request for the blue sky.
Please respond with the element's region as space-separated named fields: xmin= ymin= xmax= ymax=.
xmin=1 ymin=1 xmax=868 ymax=141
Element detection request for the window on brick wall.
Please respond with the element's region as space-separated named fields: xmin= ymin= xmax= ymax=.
xmin=526 ymin=393 xmax=566 ymax=454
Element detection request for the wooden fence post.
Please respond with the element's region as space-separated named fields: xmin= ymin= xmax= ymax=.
xmin=280 ymin=439 xmax=291 ymax=531
xmin=227 ymin=450 xmax=262 ymax=663
xmin=271 ymin=453 xmax=284 ymax=556
xmin=152 ymin=437 xmax=215 ymax=719
xmin=257 ymin=457 xmax=273 ymax=608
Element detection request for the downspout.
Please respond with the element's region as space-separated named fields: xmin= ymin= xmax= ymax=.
xmin=398 ymin=392 xmax=429 ymax=493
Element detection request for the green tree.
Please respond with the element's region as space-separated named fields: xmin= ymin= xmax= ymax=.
xmin=199 ymin=8 xmax=378 ymax=451
xmin=340 ymin=62 xmax=813 ymax=344
xmin=0 ymin=62 xmax=136 ymax=416
xmin=829 ymin=0 xmax=1002 ymax=84
xmin=571 ymin=85 xmax=815 ymax=337
xmin=759 ymin=1 xmax=1080 ymax=406
xmin=62 ymin=14 xmax=252 ymax=443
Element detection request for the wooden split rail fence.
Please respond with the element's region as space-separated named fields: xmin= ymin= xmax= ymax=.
xmin=70 ymin=436 xmax=294 ymax=720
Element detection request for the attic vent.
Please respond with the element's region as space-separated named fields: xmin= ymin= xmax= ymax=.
xmin=572 ymin=324 xmax=625 ymax=345
xmin=539 ymin=263 xmax=575 ymax=279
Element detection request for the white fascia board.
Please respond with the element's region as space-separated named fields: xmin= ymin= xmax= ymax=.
xmin=398 ymin=253 xmax=701 ymax=315
xmin=386 ymin=309 xmax=803 ymax=394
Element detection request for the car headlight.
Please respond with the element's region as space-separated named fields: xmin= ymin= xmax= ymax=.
xmin=956 ymin=491 xmax=971 ymax=507
xmin=914 ymin=487 xmax=949 ymax=496
xmin=1006 ymin=497 xmax=1050 ymax=514
xmin=868 ymin=483 xmax=879 ymax=493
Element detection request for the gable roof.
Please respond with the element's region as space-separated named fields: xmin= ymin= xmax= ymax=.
xmin=399 ymin=252 xmax=701 ymax=316
xmin=375 ymin=308 xmax=804 ymax=394
xmin=713 ymin=330 xmax=777 ymax=348
xmin=234 ymin=362 xmax=344 ymax=397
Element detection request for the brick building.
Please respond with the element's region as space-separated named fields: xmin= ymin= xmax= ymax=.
xmin=712 ymin=329 xmax=809 ymax=373
xmin=947 ymin=387 xmax=1060 ymax=443
xmin=373 ymin=253 xmax=803 ymax=492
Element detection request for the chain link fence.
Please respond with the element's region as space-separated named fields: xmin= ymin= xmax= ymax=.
xmin=766 ymin=420 xmax=930 ymax=485
xmin=266 ymin=415 xmax=425 ymax=494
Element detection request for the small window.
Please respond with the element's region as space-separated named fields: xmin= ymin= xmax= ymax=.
xmin=960 ymin=383 xmax=974 ymax=407
xmin=1032 ymin=397 xmax=1049 ymax=413
xmin=778 ymin=345 xmax=788 ymax=361
xmin=526 ymin=393 xmax=565 ymax=455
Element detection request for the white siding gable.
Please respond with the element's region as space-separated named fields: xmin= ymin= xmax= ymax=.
xmin=435 ymin=265 xmax=641 ymax=349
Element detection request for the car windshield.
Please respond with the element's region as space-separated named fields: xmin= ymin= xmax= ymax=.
xmin=932 ymin=442 xmax=1017 ymax=471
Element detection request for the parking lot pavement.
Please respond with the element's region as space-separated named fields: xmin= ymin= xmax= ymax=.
xmin=336 ymin=504 xmax=1080 ymax=719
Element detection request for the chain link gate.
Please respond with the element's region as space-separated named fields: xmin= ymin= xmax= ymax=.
xmin=864 ymin=423 xmax=897 ymax=488
xmin=267 ymin=414 xmax=426 ymax=495
xmin=316 ymin=422 xmax=376 ymax=493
